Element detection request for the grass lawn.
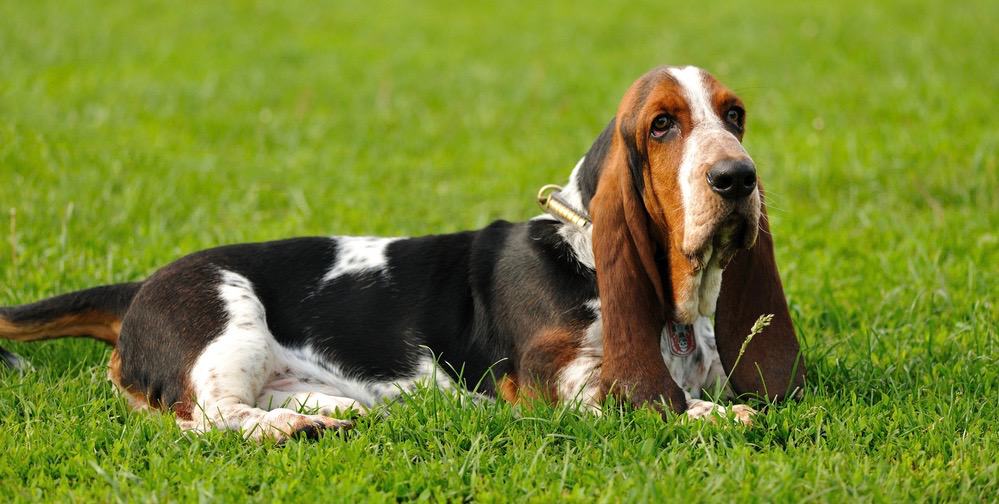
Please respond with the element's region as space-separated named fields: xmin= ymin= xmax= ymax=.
xmin=1 ymin=0 xmax=996 ymax=501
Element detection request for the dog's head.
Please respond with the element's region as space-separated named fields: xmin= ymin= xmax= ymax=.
xmin=590 ymin=66 xmax=759 ymax=324
xmin=587 ymin=66 xmax=804 ymax=401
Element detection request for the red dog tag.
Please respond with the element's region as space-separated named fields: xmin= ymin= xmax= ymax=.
xmin=666 ymin=322 xmax=696 ymax=357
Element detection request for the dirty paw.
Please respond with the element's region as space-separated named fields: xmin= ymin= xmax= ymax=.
xmin=245 ymin=409 xmax=354 ymax=443
xmin=685 ymin=399 xmax=756 ymax=425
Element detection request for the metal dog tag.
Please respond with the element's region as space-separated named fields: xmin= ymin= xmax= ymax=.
xmin=666 ymin=322 xmax=696 ymax=357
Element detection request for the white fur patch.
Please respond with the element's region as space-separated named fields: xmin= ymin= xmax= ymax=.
xmin=183 ymin=270 xmax=290 ymax=439
xmin=698 ymin=254 xmax=725 ymax=317
xmin=555 ymin=157 xmax=588 ymax=208
xmin=557 ymin=224 xmax=595 ymax=271
xmin=323 ymin=236 xmax=401 ymax=282
xmin=557 ymin=298 xmax=603 ymax=410
xmin=671 ymin=67 xmax=720 ymax=254
xmin=669 ymin=66 xmax=722 ymax=126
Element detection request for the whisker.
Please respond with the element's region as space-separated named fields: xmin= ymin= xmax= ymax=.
xmin=757 ymin=213 xmax=774 ymax=237
xmin=762 ymin=201 xmax=787 ymax=215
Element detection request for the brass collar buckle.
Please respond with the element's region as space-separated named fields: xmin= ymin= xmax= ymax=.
xmin=537 ymin=184 xmax=591 ymax=230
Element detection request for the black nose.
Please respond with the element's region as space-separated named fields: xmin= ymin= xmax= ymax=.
xmin=707 ymin=159 xmax=757 ymax=200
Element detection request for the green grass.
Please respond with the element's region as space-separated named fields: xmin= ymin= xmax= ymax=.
xmin=1 ymin=0 xmax=996 ymax=501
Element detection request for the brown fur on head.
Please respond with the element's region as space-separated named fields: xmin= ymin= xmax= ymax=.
xmin=590 ymin=66 xmax=803 ymax=408
xmin=592 ymin=66 xmax=760 ymax=327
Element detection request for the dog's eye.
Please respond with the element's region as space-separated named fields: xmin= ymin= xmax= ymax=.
xmin=725 ymin=107 xmax=745 ymax=128
xmin=650 ymin=114 xmax=675 ymax=139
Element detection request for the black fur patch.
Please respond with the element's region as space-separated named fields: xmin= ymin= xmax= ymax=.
xmin=577 ymin=119 xmax=616 ymax=209
xmin=2 ymin=283 xmax=142 ymax=324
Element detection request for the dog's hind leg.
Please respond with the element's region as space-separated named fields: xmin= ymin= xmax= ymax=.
xmin=180 ymin=271 xmax=352 ymax=442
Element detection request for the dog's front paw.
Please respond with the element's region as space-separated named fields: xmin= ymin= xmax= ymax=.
xmin=685 ymin=399 xmax=756 ymax=425
xmin=730 ymin=404 xmax=757 ymax=425
xmin=600 ymin=371 xmax=688 ymax=414
xmin=244 ymin=409 xmax=354 ymax=443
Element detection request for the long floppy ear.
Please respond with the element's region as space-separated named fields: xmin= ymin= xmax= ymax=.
xmin=715 ymin=187 xmax=805 ymax=400
xmin=590 ymin=129 xmax=687 ymax=412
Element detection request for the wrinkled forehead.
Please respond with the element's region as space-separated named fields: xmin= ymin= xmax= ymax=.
xmin=619 ymin=66 xmax=739 ymax=126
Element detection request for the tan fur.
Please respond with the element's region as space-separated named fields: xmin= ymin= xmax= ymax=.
xmin=0 ymin=311 xmax=122 ymax=344
xmin=497 ymin=374 xmax=520 ymax=404
xmin=519 ymin=326 xmax=585 ymax=400
xmin=496 ymin=374 xmax=547 ymax=405
xmin=107 ymin=349 xmax=152 ymax=412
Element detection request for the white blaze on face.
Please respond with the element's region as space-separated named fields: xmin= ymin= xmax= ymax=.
xmin=666 ymin=66 xmax=754 ymax=321
xmin=669 ymin=66 xmax=751 ymax=253
xmin=669 ymin=66 xmax=721 ymax=126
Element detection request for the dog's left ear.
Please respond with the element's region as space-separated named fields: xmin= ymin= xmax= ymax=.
xmin=715 ymin=187 xmax=806 ymax=400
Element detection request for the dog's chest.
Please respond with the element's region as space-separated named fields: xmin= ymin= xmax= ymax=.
xmin=578 ymin=305 xmax=728 ymax=400
xmin=660 ymin=316 xmax=728 ymax=399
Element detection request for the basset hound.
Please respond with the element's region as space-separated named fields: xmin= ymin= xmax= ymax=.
xmin=0 ymin=66 xmax=805 ymax=442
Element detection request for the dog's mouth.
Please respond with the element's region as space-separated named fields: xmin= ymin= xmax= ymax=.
xmin=666 ymin=210 xmax=759 ymax=324
xmin=689 ymin=211 xmax=757 ymax=271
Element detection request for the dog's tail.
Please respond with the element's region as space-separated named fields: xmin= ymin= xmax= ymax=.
xmin=0 ymin=282 xmax=143 ymax=370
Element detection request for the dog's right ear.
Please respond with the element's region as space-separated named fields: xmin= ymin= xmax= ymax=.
xmin=589 ymin=120 xmax=686 ymax=412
